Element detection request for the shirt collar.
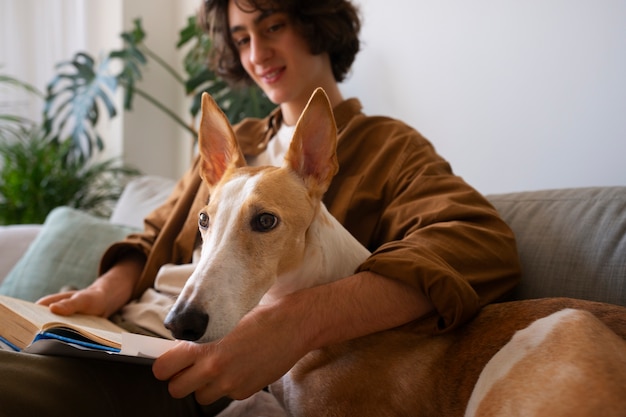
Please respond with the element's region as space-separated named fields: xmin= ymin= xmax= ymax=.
xmin=238 ymin=98 xmax=363 ymax=156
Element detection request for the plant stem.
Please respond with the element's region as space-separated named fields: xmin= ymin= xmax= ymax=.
xmin=142 ymin=45 xmax=186 ymax=86
xmin=0 ymin=74 xmax=45 ymax=98
xmin=125 ymin=83 xmax=197 ymax=137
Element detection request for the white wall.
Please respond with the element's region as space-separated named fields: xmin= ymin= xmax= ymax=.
xmin=119 ymin=0 xmax=198 ymax=179
xmin=341 ymin=0 xmax=626 ymax=194
xmin=84 ymin=1 xmax=123 ymax=162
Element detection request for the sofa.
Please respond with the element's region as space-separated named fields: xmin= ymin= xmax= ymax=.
xmin=1 ymin=175 xmax=625 ymax=308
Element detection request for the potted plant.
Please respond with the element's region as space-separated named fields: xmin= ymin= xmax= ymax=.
xmin=0 ymin=15 xmax=274 ymax=225
xmin=0 ymin=73 xmax=139 ymax=225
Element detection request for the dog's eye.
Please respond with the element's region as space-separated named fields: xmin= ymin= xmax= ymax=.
xmin=252 ymin=213 xmax=278 ymax=232
xmin=198 ymin=212 xmax=209 ymax=230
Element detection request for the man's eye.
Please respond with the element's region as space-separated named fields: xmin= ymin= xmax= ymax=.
xmin=198 ymin=212 xmax=209 ymax=230
xmin=233 ymin=36 xmax=249 ymax=48
xmin=267 ymin=23 xmax=284 ymax=33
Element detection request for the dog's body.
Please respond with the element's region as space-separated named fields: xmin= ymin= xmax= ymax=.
xmin=166 ymin=89 xmax=626 ymax=416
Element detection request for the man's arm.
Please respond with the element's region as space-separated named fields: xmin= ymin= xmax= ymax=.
xmin=153 ymin=270 xmax=433 ymax=404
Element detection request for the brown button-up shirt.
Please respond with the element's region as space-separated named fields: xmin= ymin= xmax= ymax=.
xmin=100 ymin=98 xmax=521 ymax=334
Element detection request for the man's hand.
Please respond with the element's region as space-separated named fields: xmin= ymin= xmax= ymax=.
xmin=153 ymin=302 xmax=305 ymax=405
xmin=37 ymin=252 xmax=145 ymax=318
xmin=37 ymin=286 xmax=116 ymax=317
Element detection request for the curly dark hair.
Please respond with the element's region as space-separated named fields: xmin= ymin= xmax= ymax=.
xmin=199 ymin=0 xmax=361 ymax=85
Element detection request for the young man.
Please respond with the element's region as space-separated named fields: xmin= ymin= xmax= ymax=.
xmin=1 ymin=1 xmax=520 ymax=415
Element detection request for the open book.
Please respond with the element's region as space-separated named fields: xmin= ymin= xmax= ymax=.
xmin=0 ymin=294 xmax=177 ymax=364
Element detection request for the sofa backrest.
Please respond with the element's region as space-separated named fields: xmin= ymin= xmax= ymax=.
xmin=488 ymin=187 xmax=626 ymax=307
xmin=109 ymin=175 xmax=177 ymax=229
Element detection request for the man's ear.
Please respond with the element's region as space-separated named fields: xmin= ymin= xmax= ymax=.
xmin=197 ymin=92 xmax=246 ymax=187
xmin=284 ymin=87 xmax=339 ymax=198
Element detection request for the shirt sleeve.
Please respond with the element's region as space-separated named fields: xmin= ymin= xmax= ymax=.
xmin=99 ymin=157 xmax=204 ymax=298
xmin=329 ymin=117 xmax=521 ymax=333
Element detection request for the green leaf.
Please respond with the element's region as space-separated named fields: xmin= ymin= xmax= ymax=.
xmin=43 ymin=52 xmax=118 ymax=162
xmin=0 ymin=130 xmax=139 ymax=224
xmin=111 ymin=18 xmax=149 ymax=111
xmin=0 ymin=69 xmax=44 ymax=141
xmin=177 ymin=16 xmax=199 ymax=48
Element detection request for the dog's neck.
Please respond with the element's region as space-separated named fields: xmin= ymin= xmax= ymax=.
xmin=260 ymin=203 xmax=371 ymax=305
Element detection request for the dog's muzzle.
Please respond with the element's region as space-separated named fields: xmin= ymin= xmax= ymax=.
xmin=164 ymin=304 xmax=209 ymax=342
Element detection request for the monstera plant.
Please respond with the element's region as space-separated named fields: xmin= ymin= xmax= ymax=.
xmin=1 ymin=15 xmax=272 ymax=224
xmin=43 ymin=17 xmax=275 ymax=162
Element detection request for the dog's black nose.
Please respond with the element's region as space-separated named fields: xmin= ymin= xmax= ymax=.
xmin=164 ymin=305 xmax=209 ymax=341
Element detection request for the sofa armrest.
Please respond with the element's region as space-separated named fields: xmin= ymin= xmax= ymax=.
xmin=0 ymin=224 xmax=42 ymax=284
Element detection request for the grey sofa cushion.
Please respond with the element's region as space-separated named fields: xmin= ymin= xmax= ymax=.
xmin=109 ymin=175 xmax=177 ymax=229
xmin=488 ymin=187 xmax=626 ymax=306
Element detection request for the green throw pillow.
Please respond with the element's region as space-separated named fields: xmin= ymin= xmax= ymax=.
xmin=0 ymin=206 xmax=139 ymax=302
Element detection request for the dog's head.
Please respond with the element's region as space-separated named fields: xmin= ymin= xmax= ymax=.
xmin=164 ymin=88 xmax=338 ymax=342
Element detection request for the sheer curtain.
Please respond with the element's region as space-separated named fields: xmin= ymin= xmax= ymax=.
xmin=0 ymin=0 xmax=88 ymax=123
xmin=1 ymin=0 xmax=197 ymax=176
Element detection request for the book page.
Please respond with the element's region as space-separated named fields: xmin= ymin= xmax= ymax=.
xmin=120 ymin=332 xmax=178 ymax=358
xmin=0 ymin=295 xmax=125 ymax=349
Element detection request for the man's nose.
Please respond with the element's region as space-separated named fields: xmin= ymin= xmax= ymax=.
xmin=250 ymin=36 xmax=272 ymax=65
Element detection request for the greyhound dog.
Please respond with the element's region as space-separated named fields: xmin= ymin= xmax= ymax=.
xmin=165 ymin=88 xmax=626 ymax=416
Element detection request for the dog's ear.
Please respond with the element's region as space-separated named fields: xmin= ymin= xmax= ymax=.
xmin=198 ymin=92 xmax=246 ymax=187
xmin=285 ymin=87 xmax=339 ymax=198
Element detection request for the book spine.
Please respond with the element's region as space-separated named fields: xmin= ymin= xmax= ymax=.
xmin=0 ymin=335 xmax=20 ymax=352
